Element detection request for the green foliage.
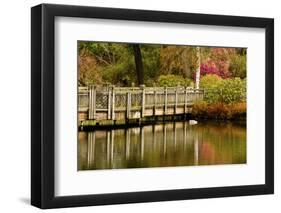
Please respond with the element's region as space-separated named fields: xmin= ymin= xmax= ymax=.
xmin=78 ymin=41 xmax=247 ymax=90
xmin=200 ymin=75 xmax=223 ymax=103
xmin=141 ymin=45 xmax=161 ymax=85
xmin=219 ymin=78 xmax=246 ymax=104
xmin=229 ymin=54 xmax=247 ymax=78
xmin=101 ymin=59 xmax=136 ymax=86
xmin=200 ymin=74 xmax=223 ymax=89
xmin=194 ymin=73 xmax=246 ymax=120
xmin=200 ymin=74 xmax=246 ymax=104
xmin=157 ymin=75 xmax=192 ymax=87
xmin=78 ymin=47 xmax=103 ymax=86
xmin=78 ymin=42 xmax=131 ymax=86
xmin=79 ymin=42 xmax=163 ymax=86
xmin=79 ymin=42 xmax=126 ymax=65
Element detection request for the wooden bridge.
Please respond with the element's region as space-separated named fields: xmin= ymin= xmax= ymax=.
xmin=78 ymin=85 xmax=204 ymax=128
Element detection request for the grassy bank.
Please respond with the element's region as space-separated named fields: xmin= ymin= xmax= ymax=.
xmin=191 ymin=102 xmax=246 ymax=121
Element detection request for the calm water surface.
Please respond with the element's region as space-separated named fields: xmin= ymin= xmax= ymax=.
xmin=78 ymin=121 xmax=246 ymax=170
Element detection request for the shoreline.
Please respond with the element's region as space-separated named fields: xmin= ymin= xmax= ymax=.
xmin=79 ymin=113 xmax=246 ymax=131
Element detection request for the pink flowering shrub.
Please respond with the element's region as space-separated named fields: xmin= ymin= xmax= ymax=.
xmin=200 ymin=61 xmax=231 ymax=79
xmin=199 ymin=48 xmax=234 ymax=79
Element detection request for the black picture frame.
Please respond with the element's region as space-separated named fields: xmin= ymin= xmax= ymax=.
xmin=31 ymin=3 xmax=274 ymax=209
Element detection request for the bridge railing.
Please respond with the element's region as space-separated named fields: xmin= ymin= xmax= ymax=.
xmin=78 ymin=85 xmax=204 ymax=121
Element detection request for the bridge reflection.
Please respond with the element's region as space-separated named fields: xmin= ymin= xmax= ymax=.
xmin=79 ymin=122 xmax=204 ymax=170
xmin=78 ymin=121 xmax=246 ymax=170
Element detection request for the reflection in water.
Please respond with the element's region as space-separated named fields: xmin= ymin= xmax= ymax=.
xmin=78 ymin=121 xmax=246 ymax=170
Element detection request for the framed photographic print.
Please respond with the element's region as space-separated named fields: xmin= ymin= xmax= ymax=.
xmin=31 ymin=3 xmax=274 ymax=209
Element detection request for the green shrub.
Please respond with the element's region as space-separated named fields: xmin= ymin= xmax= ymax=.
xmin=200 ymin=74 xmax=246 ymax=104
xmin=229 ymin=54 xmax=247 ymax=78
xmin=200 ymin=74 xmax=223 ymax=89
xmin=219 ymin=78 xmax=246 ymax=104
xmin=200 ymin=75 xmax=223 ymax=103
xmin=157 ymin=74 xmax=192 ymax=87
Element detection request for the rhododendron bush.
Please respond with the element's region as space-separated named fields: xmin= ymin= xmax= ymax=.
xmin=199 ymin=47 xmax=246 ymax=79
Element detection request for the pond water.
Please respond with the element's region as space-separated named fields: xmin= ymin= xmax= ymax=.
xmin=78 ymin=121 xmax=246 ymax=170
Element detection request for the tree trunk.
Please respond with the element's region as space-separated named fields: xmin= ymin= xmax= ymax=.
xmin=133 ymin=44 xmax=144 ymax=85
xmin=195 ymin=47 xmax=201 ymax=90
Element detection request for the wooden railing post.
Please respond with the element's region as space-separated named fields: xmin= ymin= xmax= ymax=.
xmin=88 ymin=85 xmax=96 ymax=120
xmin=184 ymin=87 xmax=188 ymax=114
xmin=111 ymin=87 xmax=115 ymax=120
xmin=88 ymin=86 xmax=92 ymax=119
xmin=153 ymin=90 xmax=157 ymax=116
xmin=140 ymin=85 xmax=145 ymax=118
xmin=93 ymin=86 xmax=96 ymax=119
xmin=126 ymin=92 xmax=131 ymax=119
xmin=107 ymin=88 xmax=112 ymax=119
xmin=164 ymin=87 xmax=168 ymax=115
xmin=191 ymin=89 xmax=195 ymax=102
